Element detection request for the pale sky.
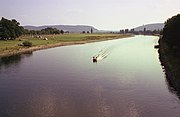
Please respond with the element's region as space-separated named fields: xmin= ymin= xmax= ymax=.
xmin=0 ymin=0 xmax=179 ymax=30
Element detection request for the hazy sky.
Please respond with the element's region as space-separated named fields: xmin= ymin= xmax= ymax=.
xmin=0 ymin=0 xmax=179 ymax=30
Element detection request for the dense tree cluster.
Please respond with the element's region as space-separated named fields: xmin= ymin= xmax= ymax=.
xmin=41 ymin=27 xmax=63 ymax=34
xmin=162 ymin=14 xmax=180 ymax=50
xmin=119 ymin=28 xmax=161 ymax=35
xmin=81 ymin=28 xmax=93 ymax=34
xmin=0 ymin=17 xmax=24 ymax=40
xmin=24 ymin=27 xmax=64 ymax=35
xmin=159 ymin=14 xmax=180 ymax=93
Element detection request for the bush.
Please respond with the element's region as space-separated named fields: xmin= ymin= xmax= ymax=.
xmin=23 ymin=41 xmax=32 ymax=47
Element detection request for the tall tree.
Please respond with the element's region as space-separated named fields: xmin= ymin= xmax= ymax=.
xmin=91 ymin=28 xmax=93 ymax=33
xmin=60 ymin=30 xmax=64 ymax=34
xmin=0 ymin=17 xmax=24 ymax=39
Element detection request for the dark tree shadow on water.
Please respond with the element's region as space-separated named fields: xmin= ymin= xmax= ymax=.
xmin=165 ymin=77 xmax=180 ymax=99
xmin=158 ymin=46 xmax=180 ymax=99
xmin=0 ymin=51 xmax=33 ymax=70
xmin=162 ymin=66 xmax=180 ymax=99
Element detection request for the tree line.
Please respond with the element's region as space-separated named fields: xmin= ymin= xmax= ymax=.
xmin=119 ymin=28 xmax=161 ymax=35
xmin=162 ymin=14 xmax=180 ymax=53
xmin=0 ymin=17 xmax=65 ymax=40
xmin=24 ymin=27 xmax=65 ymax=35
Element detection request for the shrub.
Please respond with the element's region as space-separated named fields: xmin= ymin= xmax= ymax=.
xmin=23 ymin=41 xmax=32 ymax=47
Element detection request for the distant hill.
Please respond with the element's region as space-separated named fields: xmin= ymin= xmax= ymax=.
xmin=23 ymin=25 xmax=98 ymax=33
xmin=134 ymin=23 xmax=164 ymax=31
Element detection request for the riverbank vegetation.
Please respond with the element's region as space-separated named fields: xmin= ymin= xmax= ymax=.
xmin=0 ymin=17 xmax=24 ymax=40
xmin=159 ymin=14 xmax=180 ymax=92
xmin=0 ymin=33 xmax=131 ymax=57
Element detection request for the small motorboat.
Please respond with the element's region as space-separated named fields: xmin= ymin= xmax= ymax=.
xmin=92 ymin=56 xmax=97 ymax=62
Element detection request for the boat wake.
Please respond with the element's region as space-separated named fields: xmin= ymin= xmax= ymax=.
xmin=92 ymin=48 xmax=111 ymax=62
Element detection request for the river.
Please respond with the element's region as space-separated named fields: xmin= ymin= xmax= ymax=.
xmin=0 ymin=35 xmax=180 ymax=117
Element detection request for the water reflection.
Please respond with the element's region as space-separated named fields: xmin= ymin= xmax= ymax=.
xmin=159 ymin=54 xmax=180 ymax=99
xmin=163 ymin=68 xmax=180 ymax=99
xmin=0 ymin=55 xmax=21 ymax=66
xmin=0 ymin=51 xmax=33 ymax=69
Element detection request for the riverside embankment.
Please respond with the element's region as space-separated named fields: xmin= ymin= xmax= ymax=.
xmin=0 ymin=33 xmax=131 ymax=57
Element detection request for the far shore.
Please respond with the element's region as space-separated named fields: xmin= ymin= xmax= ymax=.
xmin=0 ymin=34 xmax=132 ymax=57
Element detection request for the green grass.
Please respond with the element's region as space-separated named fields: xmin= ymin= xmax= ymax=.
xmin=0 ymin=40 xmax=22 ymax=51
xmin=0 ymin=33 xmax=131 ymax=55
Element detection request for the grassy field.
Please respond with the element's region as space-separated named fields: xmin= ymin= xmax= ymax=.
xmin=0 ymin=33 xmax=131 ymax=57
